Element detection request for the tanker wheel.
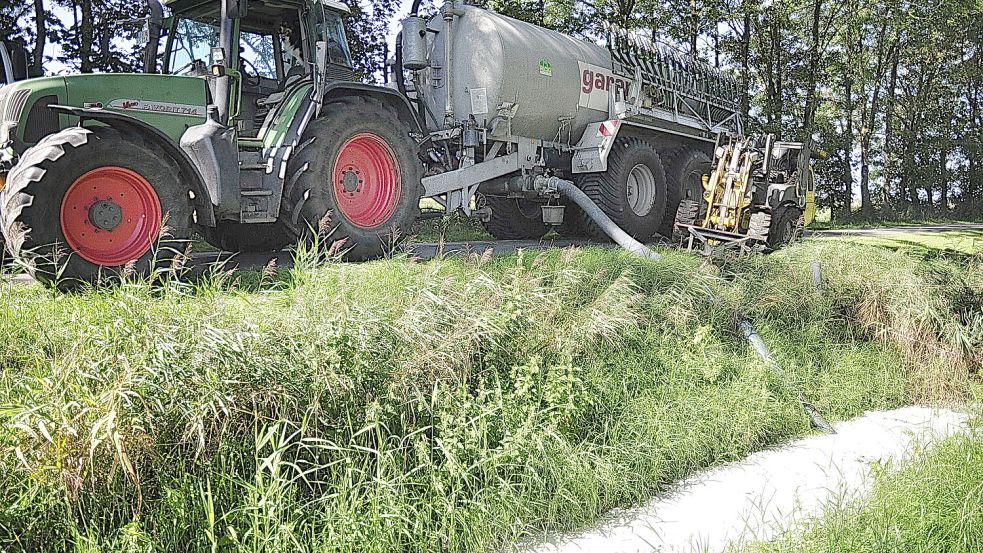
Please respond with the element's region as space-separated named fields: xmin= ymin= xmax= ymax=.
xmin=198 ymin=221 xmax=293 ymax=253
xmin=480 ymin=195 xmax=549 ymax=240
xmin=281 ymin=97 xmax=421 ymax=260
xmin=575 ymin=137 xmax=668 ymax=242
xmin=662 ymin=148 xmax=712 ymax=238
xmin=767 ymin=205 xmax=804 ymax=250
xmin=0 ymin=127 xmax=192 ymax=288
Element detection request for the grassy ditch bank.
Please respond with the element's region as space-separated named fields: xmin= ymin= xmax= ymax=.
xmin=0 ymin=241 xmax=980 ymax=551
xmin=739 ymin=422 xmax=983 ymax=553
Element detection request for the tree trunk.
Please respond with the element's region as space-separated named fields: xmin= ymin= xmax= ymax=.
xmin=881 ymin=50 xmax=899 ymax=205
xmin=79 ymin=0 xmax=94 ymax=73
xmin=801 ymin=0 xmax=824 ymax=135
xmin=739 ymin=3 xmax=751 ymax=122
xmin=31 ymin=0 xmax=45 ymax=77
xmin=841 ymin=68 xmax=855 ymax=221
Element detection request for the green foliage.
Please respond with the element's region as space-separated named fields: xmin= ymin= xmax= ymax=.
xmin=0 ymin=243 xmax=978 ymax=551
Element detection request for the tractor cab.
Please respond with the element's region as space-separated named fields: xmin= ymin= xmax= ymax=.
xmin=159 ymin=0 xmax=353 ymax=136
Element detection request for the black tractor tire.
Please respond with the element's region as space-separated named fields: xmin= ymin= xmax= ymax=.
xmin=573 ymin=137 xmax=669 ymax=242
xmin=662 ymin=148 xmax=712 ymax=237
xmin=767 ymin=205 xmax=804 ymax=249
xmin=671 ymin=198 xmax=701 ymax=245
xmin=0 ymin=126 xmax=193 ymax=287
xmin=198 ymin=221 xmax=293 ymax=253
xmin=280 ymin=97 xmax=422 ymax=260
xmin=480 ymin=195 xmax=549 ymax=240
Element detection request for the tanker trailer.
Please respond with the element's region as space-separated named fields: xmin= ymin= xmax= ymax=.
xmin=399 ymin=0 xmax=744 ymax=241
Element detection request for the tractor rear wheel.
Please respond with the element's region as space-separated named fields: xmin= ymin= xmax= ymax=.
xmin=662 ymin=148 xmax=712 ymax=237
xmin=480 ymin=195 xmax=548 ymax=240
xmin=0 ymin=127 xmax=192 ymax=287
xmin=574 ymin=137 xmax=668 ymax=242
xmin=281 ymin=97 xmax=421 ymax=260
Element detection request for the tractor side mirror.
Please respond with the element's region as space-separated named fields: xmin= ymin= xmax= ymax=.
xmin=9 ymin=44 xmax=29 ymax=81
xmin=226 ymin=0 xmax=249 ymax=19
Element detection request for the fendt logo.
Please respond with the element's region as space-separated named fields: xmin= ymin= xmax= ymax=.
xmin=108 ymin=99 xmax=206 ymax=118
xmin=578 ymin=62 xmax=632 ymax=112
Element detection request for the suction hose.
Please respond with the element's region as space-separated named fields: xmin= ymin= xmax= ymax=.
xmin=738 ymin=318 xmax=836 ymax=433
xmin=552 ymin=177 xmax=832 ymax=434
xmin=554 ymin=179 xmax=661 ymax=261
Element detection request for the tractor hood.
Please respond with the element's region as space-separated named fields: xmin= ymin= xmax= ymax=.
xmin=0 ymin=73 xmax=208 ymax=152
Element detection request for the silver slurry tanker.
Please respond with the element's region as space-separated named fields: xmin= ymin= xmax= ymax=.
xmin=400 ymin=0 xmax=745 ymax=242
xmin=410 ymin=4 xmax=741 ymax=143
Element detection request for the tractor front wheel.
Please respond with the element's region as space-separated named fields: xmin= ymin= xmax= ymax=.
xmin=281 ymin=97 xmax=421 ymax=260
xmin=0 ymin=127 xmax=192 ymax=287
xmin=767 ymin=206 xmax=804 ymax=249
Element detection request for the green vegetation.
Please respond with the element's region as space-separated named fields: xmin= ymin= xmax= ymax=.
xmin=0 ymin=241 xmax=979 ymax=551
xmin=821 ymin=229 xmax=983 ymax=256
xmin=739 ymin=425 xmax=983 ymax=553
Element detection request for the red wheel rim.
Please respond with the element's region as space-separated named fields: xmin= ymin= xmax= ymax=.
xmin=332 ymin=133 xmax=402 ymax=229
xmin=59 ymin=167 xmax=162 ymax=266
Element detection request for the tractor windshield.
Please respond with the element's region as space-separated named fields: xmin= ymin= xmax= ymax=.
xmin=165 ymin=18 xmax=280 ymax=81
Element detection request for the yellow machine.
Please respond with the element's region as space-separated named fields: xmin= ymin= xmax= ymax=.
xmin=674 ymin=134 xmax=817 ymax=252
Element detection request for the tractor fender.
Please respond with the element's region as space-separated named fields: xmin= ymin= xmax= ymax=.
xmin=48 ymin=105 xmax=216 ymax=226
xmin=319 ymin=83 xmax=422 ymax=132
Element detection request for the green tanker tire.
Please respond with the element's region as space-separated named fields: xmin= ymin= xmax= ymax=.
xmin=480 ymin=195 xmax=549 ymax=240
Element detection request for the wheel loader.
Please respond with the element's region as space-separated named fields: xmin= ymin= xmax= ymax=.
xmin=672 ymin=133 xmax=818 ymax=254
xmin=0 ymin=0 xmax=422 ymax=286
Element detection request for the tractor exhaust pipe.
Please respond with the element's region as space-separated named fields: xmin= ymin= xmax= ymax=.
xmin=551 ymin=178 xmax=661 ymax=261
xmin=142 ymin=0 xmax=164 ymax=73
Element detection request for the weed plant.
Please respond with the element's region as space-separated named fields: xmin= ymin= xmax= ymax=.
xmin=0 ymin=240 xmax=979 ymax=551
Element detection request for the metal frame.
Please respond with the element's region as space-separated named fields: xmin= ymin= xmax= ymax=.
xmin=676 ymin=223 xmax=762 ymax=256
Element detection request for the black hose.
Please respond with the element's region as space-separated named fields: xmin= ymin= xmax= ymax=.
xmin=410 ymin=0 xmax=423 ymax=16
xmin=554 ymin=179 xmax=661 ymax=261
xmin=394 ymin=31 xmax=408 ymax=98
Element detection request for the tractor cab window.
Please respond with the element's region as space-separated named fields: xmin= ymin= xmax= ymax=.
xmin=239 ymin=31 xmax=279 ymax=81
xmin=168 ymin=19 xmax=220 ymax=75
xmin=316 ymin=12 xmax=352 ymax=68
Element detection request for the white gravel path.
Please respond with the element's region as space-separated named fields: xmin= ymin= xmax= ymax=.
xmin=521 ymin=406 xmax=969 ymax=553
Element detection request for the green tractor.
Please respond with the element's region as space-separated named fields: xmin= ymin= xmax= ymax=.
xmin=0 ymin=0 xmax=421 ymax=285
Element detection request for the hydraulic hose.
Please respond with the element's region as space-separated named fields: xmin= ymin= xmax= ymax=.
xmin=554 ymin=179 xmax=661 ymax=261
xmin=394 ymin=31 xmax=408 ymax=98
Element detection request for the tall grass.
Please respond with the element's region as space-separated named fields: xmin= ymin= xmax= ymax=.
xmin=739 ymin=423 xmax=983 ymax=553
xmin=0 ymin=241 xmax=979 ymax=551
